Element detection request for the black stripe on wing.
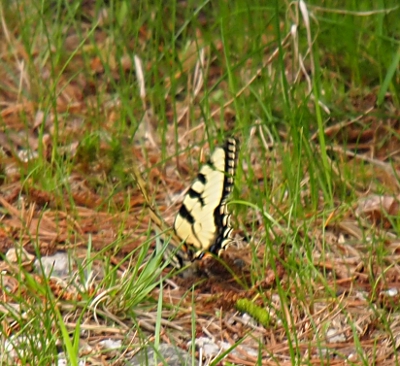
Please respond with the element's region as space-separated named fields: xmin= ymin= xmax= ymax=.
xmin=209 ymin=137 xmax=238 ymax=254
xmin=178 ymin=204 xmax=195 ymax=224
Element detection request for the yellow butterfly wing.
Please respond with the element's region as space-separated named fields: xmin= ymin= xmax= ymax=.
xmin=174 ymin=138 xmax=238 ymax=260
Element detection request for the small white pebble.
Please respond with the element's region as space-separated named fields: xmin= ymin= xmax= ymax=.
xmin=99 ymin=339 xmax=122 ymax=350
xmin=385 ymin=288 xmax=398 ymax=297
xmin=326 ymin=328 xmax=346 ymax=343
